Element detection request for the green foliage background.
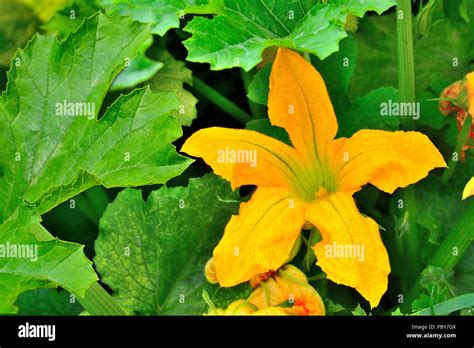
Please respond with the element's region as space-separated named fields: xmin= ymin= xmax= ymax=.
xmin=0 ymin=0 xmax=472 ymax=316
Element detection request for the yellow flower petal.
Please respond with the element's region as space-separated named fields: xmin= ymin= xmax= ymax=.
xmin=306 ymin=192 xmax=390 ymax=308
xmin=462 ymin=177 xmax=474 ymax=200
xmin=181 ymin=127 xmax=303 ymax=190
xmin=467 ymin=72 xmax=474 ymax=116
xmin=336 ymin=130 xmax=446 ymax=194
xmin=213 ymin=187 xmax=308 ymax=287
xmin=269 ymin=48 xmax=338 ymax=163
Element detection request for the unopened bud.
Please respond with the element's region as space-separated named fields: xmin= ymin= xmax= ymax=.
xmin=439 ymin=80 xmax=464 ymax=116
xmin=204 ymin=257 xmax=218 ymax=284
xmin=225 ymin=300 xmax=258 ymax=315
xmin=278 ymin=264 xmax=308 ymax=284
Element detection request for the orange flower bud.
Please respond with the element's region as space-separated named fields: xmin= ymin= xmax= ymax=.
xmin=439 ymin=74 xmax=474 ymax=160
xmin=205 ymin=265 xmax=325 ymax=316
xmin=439 ymin=80 xmax=464 ymax=116
xmin=248 ymin=265 xmax=325 ymax=316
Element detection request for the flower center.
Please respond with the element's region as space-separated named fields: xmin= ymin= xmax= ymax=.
xmin=293 ymin=159 xmax=337 ymax=203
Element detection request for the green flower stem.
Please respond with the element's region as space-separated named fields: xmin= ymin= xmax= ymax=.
xmin=396 ymin=0 xmax=420 ymax=287
xmin=191 ymin=76 xmax=252 ymax=123
xmin=77 ymin=282 xmax=127 ymax=316
xmin=307 ymin=273 xmax=326 ymax=282
xmin=301 ymin=228 xmax=320 ymax=271
xmin=31 ymin=223 xmax=126 ymax=315
xmin=240 ymin=68 xmax=266 ymax=118
xmin=403 ymin=199 xmax=474 ymax=311
xmin=397 ymin=0 xmax=416 ymax=131
xmin=441 ymin=115 xmax=472 ymax=183
xmin=395 ymin=227 xmax=409 ymax=295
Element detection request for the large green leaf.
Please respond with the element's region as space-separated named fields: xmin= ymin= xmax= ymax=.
xmin=17 ymin=288 xmax=84 ymax=315
xmin=150 ymin=51 xmax=198 ymax=126
xmin=0 ymin=13 xmax=192 ymax=312
xmin=0 ymin=13 xmax=192 ymax=222
xmin=94 ymin=174 xmax=251 ymax=315
xmin=99 ymin=0 xmax=222 ymax=36
xmin=184 ymin=0 xmax=395 ymax=71
xmin=42 ymin=2 xmax=163 ymax=94
xmin=0 ymin=207 xmax=97 ymax=314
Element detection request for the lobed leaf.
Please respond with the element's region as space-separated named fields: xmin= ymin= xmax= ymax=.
xmin=0 ymin=207 xmax=97 ymax=314
xmin=94 ymin=174 xmax=251 ymax=315
xmin=0 ymin=12 xmax=192 ymax=313
xmin=184 ymin=0 xmax=395 ymax=71
xmin=99 ymin=0 xmax=222 ymax=36
xmin=0 ymin=13 xmax=192 ymax=221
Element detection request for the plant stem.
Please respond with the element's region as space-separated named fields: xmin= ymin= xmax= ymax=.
xmin=303 ymin=52 xmax=311 ymax=62
xmin=31 ymin=223 xmax=126 ymax=315
xmin=397 ymin=0 xmax=416 ymax=131
xmin=301 ymin=228 xmax=320 ymax=271
xmin=191 ymin=76 xmax=252 ymax=123
xmin=441 ymin=116 xmax=472 ymax=183
xmin=77 ymin=282 xmax=127 ymax=316
xmin=396 ymin=0 xmax=420 ymax=288
xmin=403 ymin=199 xmax=474 ymax=311
xmin=307 ymin=273 xmax=326 ymax=282
xmin=240 ymin=68 xmax=266 ymax=118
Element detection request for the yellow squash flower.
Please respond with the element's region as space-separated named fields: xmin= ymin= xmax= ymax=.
xmin=183 ymin=48 xmax=446 ymax=308
xmin=206 ymin=265 xmax=324 ymax=316
xmin=468 ymin=72 xmax=474 ymax=116
xmin=462 ymin=177 xmax=474 ymax=200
